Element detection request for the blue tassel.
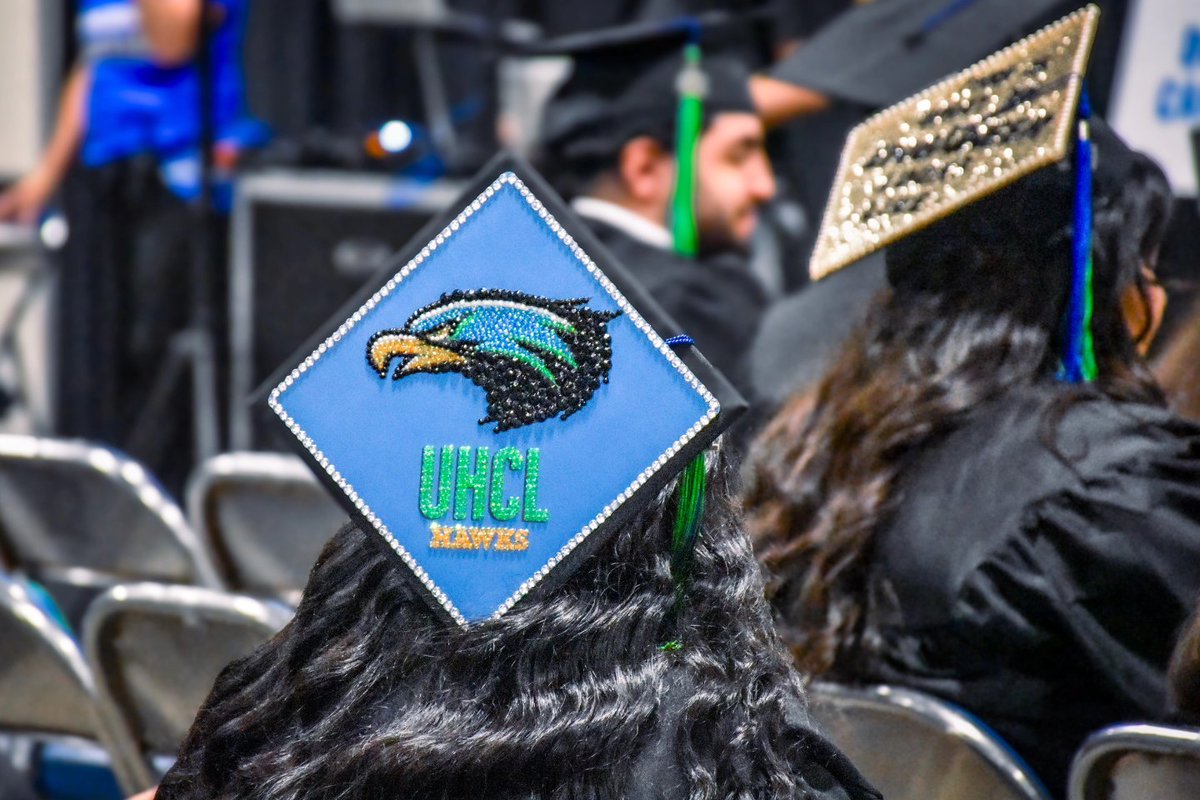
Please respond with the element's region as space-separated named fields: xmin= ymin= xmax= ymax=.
xmin=1059 ymin=89 xmax=1098 ymax=384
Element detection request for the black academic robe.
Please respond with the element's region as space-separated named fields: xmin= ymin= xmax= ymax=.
xmin=582 ymin=218 xmax=769 ymax=402
xmin=845 ymin=384 xmax=1200 ymax=797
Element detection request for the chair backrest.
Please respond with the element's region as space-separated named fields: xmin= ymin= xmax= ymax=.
xmin=0 ymin=573 xmax=143 ymax=791
xmin=0 ymin=435 xmax=221 ymax=589
xmin=332 ymin=0 xmax=450 ymax=25
xmin=186 ymin=452 xmax=346 ymax=598
xmin=1068 ymin=723 xmax=1200 ymax=800
xmin=83 ymin=582 xmax=293 ymax=791
xmin=807 ymin=682 xmax=1053 ymax=800
xmin=0 ymin=575 xmax=101 ymax=740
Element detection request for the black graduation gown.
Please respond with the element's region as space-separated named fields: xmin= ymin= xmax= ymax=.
xmin=847 ymin=384 xmax=1200 ymax=796
xmin=582 ymin=218 xmax=769 ymax=401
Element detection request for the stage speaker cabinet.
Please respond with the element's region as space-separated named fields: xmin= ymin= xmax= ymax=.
xmin=229 ymin=170 xmax=463 ymax=450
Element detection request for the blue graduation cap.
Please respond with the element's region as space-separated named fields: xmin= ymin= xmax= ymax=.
xmin=263 ymin=156 xmax=745 ymax=625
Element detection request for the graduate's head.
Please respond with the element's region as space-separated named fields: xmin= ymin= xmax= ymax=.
xmin=882 ymin=122 xmax=1172 ymax=374
xmin=155 ymin=165 xmax=876 ymax=800
xmin=806 ymin=5 xmax=1172 ymax=387
xmin=694 ymin=110 xmax=776 ymax=252
xmin=537 ymin=21 xmax=775 ymax=253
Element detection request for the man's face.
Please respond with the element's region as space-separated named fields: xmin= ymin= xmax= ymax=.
xmin=694 ymin=112 xmax=776 ymax=254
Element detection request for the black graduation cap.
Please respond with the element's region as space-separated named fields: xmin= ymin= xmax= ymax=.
xmin=809 ymin=5 xmax=1100 ymax=280
xmin=261 ymin=154 xmax=746 ymax=626
xmin=531 ymin=15 xmax=758 ymax=162
xmin=810 ymin=6 xmax=1119 ymax=385
xmin=770 ymin=0 xmax=1071 ymax=108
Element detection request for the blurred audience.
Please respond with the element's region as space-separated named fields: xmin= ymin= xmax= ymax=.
xmin=744 ymin=124 xmax=1200 ymax=794
xmin=0 ymin=0 xmax=265 ymax=491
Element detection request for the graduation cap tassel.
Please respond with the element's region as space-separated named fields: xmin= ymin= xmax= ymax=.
xmin=1060 ymin=88 xmax=1098 ymax=384
xmin=659 ymin=27 xmax=710 ymax=651
xmin=660 ymin=452 xmax=707 ymax=651
xmin=670 ymin=40 xmax=704 ymax=258
xmin=671 ymin=455 xmax=707 ymax=596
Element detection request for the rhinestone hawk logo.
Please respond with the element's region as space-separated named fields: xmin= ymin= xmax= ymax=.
xmin=367 ymin=289 xmax=620 ymax=431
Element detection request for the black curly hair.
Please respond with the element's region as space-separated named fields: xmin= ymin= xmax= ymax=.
xmin=157 ymin=453 xmax=878 ymax=800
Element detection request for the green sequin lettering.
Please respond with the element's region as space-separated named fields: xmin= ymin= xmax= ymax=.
xmin=523 ymin=448 xmax=550 ymax=523
xmin=489 ymin=447 xmax=523 ymax=522
xmin=454 ymin=446 xmax=490 ymax=521
xmin=419 ymin=446 xmax=454 ymax=519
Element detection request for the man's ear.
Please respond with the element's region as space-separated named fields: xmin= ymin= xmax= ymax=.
xmin=617 ymin=136 xmax=674 ymax=205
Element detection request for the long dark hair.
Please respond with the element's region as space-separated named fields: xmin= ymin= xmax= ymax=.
xmin=157 ymin=453 xmax=861 ymax=800
xmin=744 ymin=144 xmax=1173 ymax=678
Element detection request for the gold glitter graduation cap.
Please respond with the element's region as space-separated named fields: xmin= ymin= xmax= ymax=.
xmin=809 ymin=4 xmax=1100 ymax=281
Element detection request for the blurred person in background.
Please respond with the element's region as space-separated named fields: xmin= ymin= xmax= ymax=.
xmin=0 ymin=0 xmax=266 ymax=491
xmin=1155 ymin=295 xmax=1200 ymax=423
xmin=743 ymin=23 xmax=1200 ymax=792
xmin=536 ymin=22 xmax=776 ymax=406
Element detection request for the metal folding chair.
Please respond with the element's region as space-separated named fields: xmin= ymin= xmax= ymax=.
xmin=0 ymin=434 xmax=219 ymax=588
xmin=186 ymin=452 xmax=345 ymax=600
xmin=0 ymin=573 xmax=140 ymax=792
xmin=1069 ymin=723 xmax=1200 ymax=800
xmin=0 ymin=435 xmax=222 ymax=625
xmin=808 ymin=682 xmax=1053 ymax=800
xmin=83 ymin=581 xmax=293 ymax=793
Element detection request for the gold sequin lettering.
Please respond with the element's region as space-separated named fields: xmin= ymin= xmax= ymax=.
xmin=428 ymin=522 xmax=531 ymax=552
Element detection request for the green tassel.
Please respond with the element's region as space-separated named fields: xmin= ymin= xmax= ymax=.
xmin=1082 ymin=251 xmax=1098 ymax=381
xmin=669 ymin=454 xmax=708 ymax=614
xmin=671 ymin=43 xmax=704 ymax=258
xmin=660 ymin=35 xmax=708 ymax=653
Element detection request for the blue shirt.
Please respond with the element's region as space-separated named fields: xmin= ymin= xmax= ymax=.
xmin=78 ymin=0 xmax=268 ymax=202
